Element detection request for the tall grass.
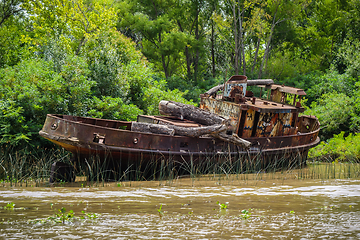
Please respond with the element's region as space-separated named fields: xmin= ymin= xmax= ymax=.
xmin=0 ymin=147 xmax=359 ymax=187
xmin=0 ymin=148 xmax=71 ymax=187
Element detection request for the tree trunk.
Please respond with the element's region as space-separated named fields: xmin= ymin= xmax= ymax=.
xmin=258 ymin=3 xmax=279 ymax=79
xmin=251 ymin=38 xmax=261 ymax=74
xmin=232 ymin=2 xmax=239 ymax=75
xmin=132 ymin=122 xmax=228 ymax=137
xmin=211 ymin=21 xmax=216 ymax=77
xmin=193 ymin=6 xmax=200 ymax=83
xmin=131 ymin=122 xmax=175 ymax=135
xmin=238 ymin=4 xmax=246 ymax=75
xmin=159 ymin=100 xmax=225 ymax=125
xmin=132 ymin=122 xmax=251 ymax=148
xmin=158 ymin=100 xmax=251 ymax=149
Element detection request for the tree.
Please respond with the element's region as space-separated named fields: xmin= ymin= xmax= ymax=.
xmin=22 ymin=0 xmax=117 ymax=54
xmin=257 ymin=0 xmax=305 ymax=78
xmin=0 ymin=0 xmax=24 ymax=28
xmin=118 ymin=0 xmax=185 ymax=78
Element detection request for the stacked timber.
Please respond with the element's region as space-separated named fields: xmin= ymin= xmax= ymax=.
xmin=131 ymin=100 xmax=251 ymax=149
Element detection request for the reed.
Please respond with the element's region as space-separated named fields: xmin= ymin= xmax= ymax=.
xmin=0 ymin=147 xmax=359 ymax=186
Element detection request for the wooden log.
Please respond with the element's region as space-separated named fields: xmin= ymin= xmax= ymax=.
xmin=205 ymin=79 xmax=274 ymax=96
xmin=247 ymin=79 xmax=274 ymax=86
xmin=131 ymin=122 xmax=175 ymax=136
xmin=169 ymin=123 xmax=228 ymax=137
xmin=132 ymin=121 xmax=251 ymax=148
xmin=213 ymin=132 xmax=251 ymax=149
xmin=132 ymin=121 xmax=228 ymax=137
xmin=205 ymin=84 xmax=223 ymax=96
xmin=159 ymin=100 xmax=225 ymax=125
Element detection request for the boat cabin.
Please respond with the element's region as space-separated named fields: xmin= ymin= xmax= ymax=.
xmin=200 ymin=75 xmax=310 ymax=138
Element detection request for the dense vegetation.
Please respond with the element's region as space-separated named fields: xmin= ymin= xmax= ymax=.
xmin=0 ymin=0 xmax=360 ymax=161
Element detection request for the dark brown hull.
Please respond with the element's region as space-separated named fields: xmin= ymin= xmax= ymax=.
xmin=39 ymin=114 xmax=320 ymax=166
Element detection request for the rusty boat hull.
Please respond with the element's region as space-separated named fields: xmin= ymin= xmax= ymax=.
xmin=39 ymin=113 xmax=320 ymax=179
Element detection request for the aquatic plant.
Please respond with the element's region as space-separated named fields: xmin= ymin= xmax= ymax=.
xmin=240 ymin=209 xmax=251 ymax=219
xmin=81 ymin=211 xmax=99 ymax=220
xmin=217 ymin=201 xmax=229 ymax=210
xmin=30 ymin=207 xmax=99 ymax=225
xmin=3 ymin=202 xmax=15 ymax=210
xmin=157 ymin=204 xmax=164 ymax=218
xmin=49 ymin=207 xmax=75 ymax=224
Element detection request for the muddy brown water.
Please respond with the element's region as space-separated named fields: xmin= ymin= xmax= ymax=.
xmin=0 ymin=175 xmax=360 ymax=239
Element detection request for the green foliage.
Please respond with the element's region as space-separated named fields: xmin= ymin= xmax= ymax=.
xmin=0 ymin=100 xmax=30 ymax=148
xmin=305 ymin=92 xmax=354 ymax=139
xmin=157 ymin=203 xmax=164 ymax=218
xmin=0 ymin=15 xmax=30 ymax=68
xmin=142 ymin=79 xmax=195 ymax=115
xmin=22 ymin=0 xmax=117 ymax=54
xmin=82 ymin=29 xmax=146 ymax=99
xmin=56 ymin=207 xmax=75 ymax=224
xmin=81 ymin=210 xmax=99 ymax=220
xmin=216 ymin=201 xmax=229 ymax=210
xmin=240 ymin=209 xmax=251 ymax=219
xmin=31 ymin=207 xmax=99 ymax=225
xmin=4 ymin=202 xmax=15 ymax=210
xmin=88 ymin=96 xmax=142 ymax=121
xmin=165 ymin=75 xmax=219 ymax=102
xmin=265 ymin=52 xmax=322 ymax=85
xmin=0 ymin=58 xmax=94 ymax=149
xmin=309 ymin=132 xmax=360 ymax=161
xmin=336 ymin=39 xmax=360 ymax=78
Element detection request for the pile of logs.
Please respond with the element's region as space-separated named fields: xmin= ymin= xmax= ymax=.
xmin=131 ymin=100 xmax=251 ymax=149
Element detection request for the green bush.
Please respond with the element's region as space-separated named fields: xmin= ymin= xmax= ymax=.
xmin=0 ymin=57 xmax=94 ymax=149
xmin=143 ymin=79 xmax=195 ymax=115
xmin=305 ymin=92 xmax=354 ymax=139
xmin=87 ymin=96 xmax=142 ymax=121
xmin=309 ymin=132 xmax=360 ymax=161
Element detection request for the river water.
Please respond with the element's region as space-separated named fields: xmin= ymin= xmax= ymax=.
xmin=0 ymin=176 xmax=360 ymax=239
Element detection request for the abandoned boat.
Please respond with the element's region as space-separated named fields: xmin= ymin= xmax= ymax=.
xmin=39 ymin=76 xmax=320 ymax=181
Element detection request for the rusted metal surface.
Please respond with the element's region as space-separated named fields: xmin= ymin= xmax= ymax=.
xmin=40 ymin=113 xmax=319 ymax=162
xmin=200 ymin=97 xmax=241 ymax=130
xmin=255 ymin=112 xmax=294 ymax=137
xmin=224 ymin=75 xmax=247 ymax=98
xmin=270 ymin=84 xmax=306 ymax=96
xmin=242 ymin=108 xmax=255 ymax=138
